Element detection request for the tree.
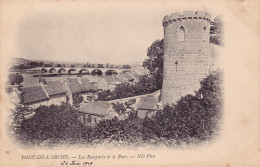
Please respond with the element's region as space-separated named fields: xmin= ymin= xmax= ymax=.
xmin=122 ymin=65 xmax=131 ymax=69
xmin=14 ymin=104 xmax=86 ymax=145
xmin=44 ymin=63 xmax=52 ymax=67
xmin=210 ymin=16 xmax=224 ymax=46
xmin=73 ymin=94 xmax=83 ymax=107
xmin=144 ymin=70 xmax=223 ymax=144
xmin=112 ymin=102 xmax=126 ymax=115
xmin=97 ymin=64 xmax=104 ymax=68
xmin=8 ymin=73 xmax=24 ymax=85
xmin=143 ymin=39 xmax=164 ymax=89
xmin=105 ymin=63 xmax=110 ymax=68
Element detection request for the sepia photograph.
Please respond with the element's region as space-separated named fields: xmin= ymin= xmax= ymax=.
xmin=0 ymin=0 xmax=259 ymax=167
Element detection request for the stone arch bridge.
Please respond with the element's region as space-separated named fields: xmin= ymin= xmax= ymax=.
xmin=31 ymin=67 xmax=126 ymax=76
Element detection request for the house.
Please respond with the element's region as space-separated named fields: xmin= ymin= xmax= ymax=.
xmin=8 ymin=85 xmax=22 ymax=109
xmin=97 ymin=77 xmax=109 ymax=91
xmin=121 ymin=72 xmax=137 ymax=83
xmin=118 ymin=73 xmax=129 ymax=82
xmin=128 ymin=70 xmax=141 ymax=82
xmin=78 ymin=101 xmax=118 ymax=125
xmin=97 ymin=76 xmax=121 ymax=91
xmin=105 ymin=75 xmax=121 ymax=90
xmin=80 ymin=78 xmax=97 ymax=102
xmin=42 ymin=81 xmax=67 ymax=106
xmin=134 ymin=67 xmax=149 ymax=76
xmin=62 ymin=78 xmax=83 ymax=105
xmin=88 ymin=76 xmax=100 ymax=91
xmin=80 ymin=78 xmax=92 ymax=93
xmin=113 ymin=75 xmax=128 ymax=83
xmin=136 ymin=96 xmax=159 ymax=119
xmin=21 ymin=85 xmax=50 ymax=108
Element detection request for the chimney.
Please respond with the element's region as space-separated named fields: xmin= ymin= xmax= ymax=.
xmin=39 ymin=78 xmax=47 ymax=86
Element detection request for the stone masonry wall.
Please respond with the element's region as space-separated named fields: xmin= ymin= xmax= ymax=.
xmin=161 ymin=11 xmax=214 ymax=105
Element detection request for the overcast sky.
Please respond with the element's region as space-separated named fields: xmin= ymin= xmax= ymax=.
xmin=3 ymin=1 xmax=219 ymax=65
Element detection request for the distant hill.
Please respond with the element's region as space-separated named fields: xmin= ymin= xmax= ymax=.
xmin=11 ymin=57 xmax=33 ymax=64
xmin=11 ymin=57 xmax=81 ymax=66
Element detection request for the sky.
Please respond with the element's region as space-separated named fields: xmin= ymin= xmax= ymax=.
xmin=2 ymin=1 xmax=220 ymax=65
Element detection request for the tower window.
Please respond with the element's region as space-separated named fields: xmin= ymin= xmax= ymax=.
xmin=203 ymin=26 xmax=207 ymax=41
xmin=177 ymin=26 xmax=185 ymax=41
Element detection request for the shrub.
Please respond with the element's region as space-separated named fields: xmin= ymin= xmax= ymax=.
xmin=8 ymin=73 xmax=24 ymax=85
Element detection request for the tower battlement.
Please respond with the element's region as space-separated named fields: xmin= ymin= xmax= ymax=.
xmin=163 ymin=11 xmax=211 ymax=27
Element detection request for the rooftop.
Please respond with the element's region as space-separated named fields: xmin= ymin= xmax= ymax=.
xmin=67 ymin=78 xmax=82 ymax=94
xmin=136 ymin=96 xmax=159 ymax=110
xmin=22 ymin=86 xmax=49 ymax=104
xmin=78 ymin=101 xmax=112 ymax=116
xmin=123 ymin=72 xmax=136 ymax=81
xmin=44 ymin=81 xmax=66 ymax=96
xmin=81 ymin=78 xmax=92 ymax=92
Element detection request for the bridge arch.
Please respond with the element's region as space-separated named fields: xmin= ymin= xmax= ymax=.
xmin=68 ymin=68 xmax=77 ymax=74
xmin=91 ymin=69 xmax=103 ymax=76
xmin=58 ymin=68 xmax=66 ymax=73
xmin=41 ymin=68 xmax=48 ymax=73
xmin=79 ymin=69 xmax=89 ymax=74
xmin=49 ymin=68 xmax=57 ymax=73
xmin=105 ymin=70 xmax=118 ymax=76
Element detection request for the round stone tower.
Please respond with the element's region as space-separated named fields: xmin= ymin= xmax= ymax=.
xmin=161 ymin=11 xmax=213 ymax=105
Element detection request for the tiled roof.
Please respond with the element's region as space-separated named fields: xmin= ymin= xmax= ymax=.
xmin=123 ymin=72 xmax=136 ymax=81
xmin=45 ymin=81 xmax=66 ymax=96
xmin=88 ymin=76 xmax=101 ymax=83
xmin=103 ymin=76 xmax=121 ymax=85
xmin=134 ymin=67 xmax=149 ymax=76
xmin=136 ymin=96 xmax=158 ymax=110
xmin=67 ymin=78 xmax=82 ymax=94
xmin=128 ymin=70 xmax=140 ymax=79
xmin=22 ymin=86 xmax=49 ymax=104
xmin=113 ymin=75 xmax=127 ymax=83
xmin=118 ymin=73 xmax=129 ymax=82
xmin=90 ymin=82 xmax=98 ymax=91
xmin=81 ymin=78 xmax=92 ymax=92
xmin=78 ymin=101 xmax=112 ymax=116
xmin=104 ymin=76 xmax=116 ymax=83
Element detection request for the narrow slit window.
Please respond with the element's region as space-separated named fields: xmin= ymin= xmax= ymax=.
xmin=203 ymin=26 xmax=207 ymax=41
xmin=178 ymin=26 xmax=185 ymax=41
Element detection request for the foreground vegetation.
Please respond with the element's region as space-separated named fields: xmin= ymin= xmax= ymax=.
xmin=10 ymin=71 xmax=223 ymax=148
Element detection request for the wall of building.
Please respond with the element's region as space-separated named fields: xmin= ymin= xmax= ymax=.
xmin=108 ymin=84 xmax=117 ymax=91
xmin=27 ymin=99 xmax=49 ymax=109
xmin=48 ymin=94 xmax=66 ymax=106
xmin=62 ymin=81 xmax=73 ymax=105
xmin=137 ymin=109 xmax=156 ymax=119
xmin=97 ymin=78 xmax=109 ymax=90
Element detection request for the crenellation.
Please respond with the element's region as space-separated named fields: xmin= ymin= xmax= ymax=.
xmin=163 ymin=11 xmax=211 ymax=26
